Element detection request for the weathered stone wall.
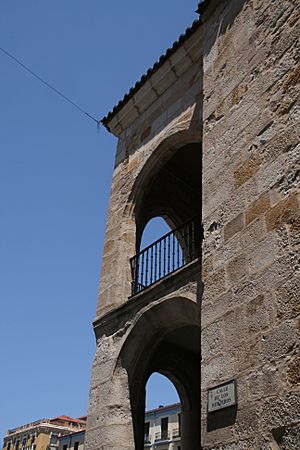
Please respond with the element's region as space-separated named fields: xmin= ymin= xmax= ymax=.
xmin=85 ymin=26 xmax=202 ymax=450
xmin=85 ymin=266 xmax=200 ymax=450
xmin=94 ymin=26 xmax=202 ymax=318
xmin=201 ymin=0 xmax=299 ymax=448
xmin=86 ymin=1 xmax=299 ymax=448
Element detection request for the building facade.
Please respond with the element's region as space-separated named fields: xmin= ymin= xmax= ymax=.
xmin=58 ymin=430 xmax=85 ymax=450
xmin=53 ymin=404 xmax=182 ymax=450
xmin=85 ymin=0 xmax=299 ymax=449
xmin=2 ymin=416 xmax=86 ymax=450
xmin=144 ymin=404 xmax=181 ymax=450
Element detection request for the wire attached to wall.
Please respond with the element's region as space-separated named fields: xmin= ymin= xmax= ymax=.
xmin=0 ymin=46 xmax=102 ymax=129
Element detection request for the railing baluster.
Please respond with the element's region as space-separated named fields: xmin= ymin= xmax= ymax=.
xmin=141 ymin=252 xmax=145 ymax=289
xmin=154 ymin=242 xmax=157 ymax=282
xmin=167 ymin=234 xmax=170 ymax=274
xmin=176 ymin=232 xmax=180 ymax=269
xmin=181 ymin=227 xmax=185 ymax=266
xmin=187 ymin=223 xmax=191 ymax=262
xmin=150 ymin=246 xmax=153 ymax=285
xmin=163 ymin=237 xmax=166 ymax=276
xmin=159 ymin=240 xmax=161 ymax=279
xmin=145 ymin=248 xmax=149 ymax=288
xmin=172 ymin=232 xmax=175 ymax=272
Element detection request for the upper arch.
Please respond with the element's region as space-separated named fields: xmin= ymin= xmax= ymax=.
xmin=128 ymin=129 xmax=202 ymax=249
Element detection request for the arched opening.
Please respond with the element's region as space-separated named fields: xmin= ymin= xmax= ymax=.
xmin=133 ymin=216 xmax=186 ymax=294
xmin=146 ymin=372 xmax=180 ymax=410
xmin=141 ymin=217 xmax=171 ymax=249
xmin=119 ymin=297 xmax=201 ymax=450
xmin=145 ymin=373 xmax=181 ymax=446
xmin=135 ymin=142 xmax=201 ymax=242
xmin=130 ymin=141 xmax=201 ymax=296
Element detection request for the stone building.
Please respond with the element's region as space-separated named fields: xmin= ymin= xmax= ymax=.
xmin=85 ymin=0 xmax=299 ymax=449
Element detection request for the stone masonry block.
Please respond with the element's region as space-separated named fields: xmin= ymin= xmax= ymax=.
xmin=276 ymin=275 xmax=300 ymax=320
xmin=266 ymin=191 xmax=299 ymax=231
xmin=226 ymin=253 xmax=247 ymax=284
xmin=201 ymin=419 xmax=236 ymax=448
xmin=248 ymin=233 xmax=279 ymax=275
xmin=222 ymin=306 xmax=247 ymax=349
xmin=203 ymin=268 xmax=226 ymax=300
xmin=214 ymin=233 xmax=242 ymax=270
xmin=235 ymin=403 xmax=260 ymax=436
xmin=202 ymin=353 xmax=236 ymax=388
xmin=246 ymin=294 xmax=270 ymax=334
xmin=287 ymin=354 xmax=300 ymax=386
xmin=237 ymin=337 xmax=263 ymax=372
xmin=261 ymin=124 xmax=299 ymax=163
xmin=241 ymin=217 xmax=267 ymax=249
xmin=234 ymin=154 xmax=262 ymax=189
xmin=262 ymin=321 xmax=297 ymax=361
xmin=224 ymin=213 xmax=245 ymax=242
xmin=202 ymin=439 xmax=271 ymax=450
xmin=201 ymin=291 xmax=236 ymax=328
xmin=247 ymin=366 xmax=279 ymax=400
xmin=202 ymin=320 xmax=224 ymax=359
xmin=261 ymin=392 xmax=300 ymax=430
xmin=289 ymin=215 xmax=300 ymax=248
xmin=283 ymin=64 xmax=300 ymax=92
xmin=245 ymin=192 xmax=270 ymax=225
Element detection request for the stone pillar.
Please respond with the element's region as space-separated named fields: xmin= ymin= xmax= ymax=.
xmin=181 ymin=409 xmax=200 ymax=450
xmin=85 ymin=333 xmax=135 ymax=450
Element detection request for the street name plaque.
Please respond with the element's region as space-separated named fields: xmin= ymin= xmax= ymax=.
xmin=208 ymin=380 xmax=237 ymax=412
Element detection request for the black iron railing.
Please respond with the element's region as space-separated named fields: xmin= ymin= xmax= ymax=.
xmin=130 ymin=216 xmax=200 ymax=296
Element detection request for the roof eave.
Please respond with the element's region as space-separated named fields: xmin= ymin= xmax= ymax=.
xmin=101 ymin=19 xmax=202 ymax=136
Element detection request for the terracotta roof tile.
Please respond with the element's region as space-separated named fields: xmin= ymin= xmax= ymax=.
xmin=50 ymin=415 xmax=86 ymax=424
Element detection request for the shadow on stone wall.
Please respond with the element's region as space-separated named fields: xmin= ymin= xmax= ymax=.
xmin=207 ymin=406 xmax=238 ymax=432
xmin=201 ymin=0 xmax=247 ymax=57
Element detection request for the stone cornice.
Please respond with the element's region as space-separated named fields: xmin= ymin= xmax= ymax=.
xmin=92 ymin=258 xmax=201 ymax=338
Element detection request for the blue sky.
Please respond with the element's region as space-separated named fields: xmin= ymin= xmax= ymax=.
xmin=0 ymin=1 xmax=198 ymax=441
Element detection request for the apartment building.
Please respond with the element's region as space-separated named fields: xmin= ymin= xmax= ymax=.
xmin=144 ymin=404 xmax=181 ymax=450
xmin=2 ymin=416 xmax=86 ymax=450
xmin=57 ymin=430 xmax=85 ymax=450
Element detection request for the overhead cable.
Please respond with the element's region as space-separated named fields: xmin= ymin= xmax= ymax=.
xmin=0 ymin=45 xmax=101 ymax=128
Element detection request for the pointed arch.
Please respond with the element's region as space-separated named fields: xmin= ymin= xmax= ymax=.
xmin=116 ymin=296 xmax=201 ymax=450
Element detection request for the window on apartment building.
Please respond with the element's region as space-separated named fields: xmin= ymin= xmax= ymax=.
xmin=15 ymin=440 xmax=20 ymax=450
xmin=161 ymin=417 xmax=168 ymax=440
xmin=74 ymin=442 xmax=79 ymax=450
xmin=144 ymin=421 xmax=150 ymax=443
xmin=7 ymin=443 xmax=11 ymax=450
xmin=63 ymin=445 xmax=68 ymax=450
